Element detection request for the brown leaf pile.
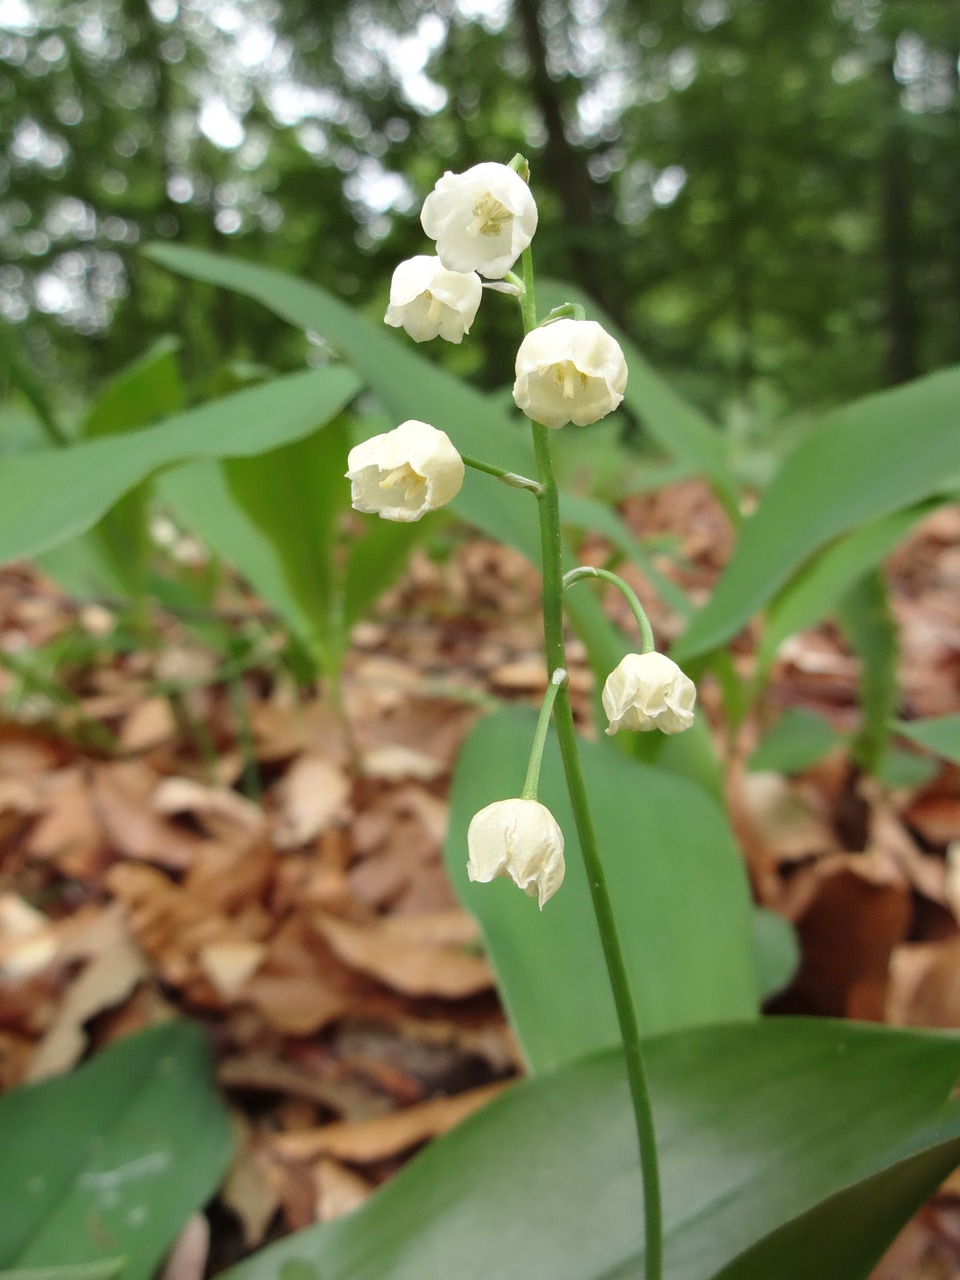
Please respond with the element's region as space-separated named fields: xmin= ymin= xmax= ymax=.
xmin=1 ymin=491 xmax=960 ymax=1276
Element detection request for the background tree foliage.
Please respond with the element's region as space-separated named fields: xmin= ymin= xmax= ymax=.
xmin=2 ymin=0 xmax=958 ymax=421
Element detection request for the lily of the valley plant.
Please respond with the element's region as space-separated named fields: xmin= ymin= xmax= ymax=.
xmin=347 ymin=155 xmax=699 ymax=1280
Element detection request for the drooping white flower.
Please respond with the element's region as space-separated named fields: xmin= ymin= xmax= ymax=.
xmin=513 ymin=318 xmax=628 ymax=429
xmin=346 ymin=420 xmax=464 ymax=523
xmin=602 ymin=652 xmax=696 ymax=736
xmin=467 ymin=797 xmax=565 ymax=910
xmin=384 ymin=255 xmax=482 ymax=344
xmin=420 ymin=162 xmax=538 ymax=279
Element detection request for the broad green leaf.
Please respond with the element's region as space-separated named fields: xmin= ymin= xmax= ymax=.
xmin=145 ymin=246 xmax=628 ymax=681
xmin=838 ymin=569 xmax=898 ymax=776
xmin=224 ymin=420 xmax=351 ymax=667
xmin=81 ymin=339 xmax=183 ymax=441
xmin=895 ymin=714 xmax=960 ymax=766
xmin=715 ymin=1143 xmax=960 ymax=1280
xmin=0 ymin=1262 xmax=125 ymax=1280
xmin=157 ymin=460 xmax=316 ymax=651
xmin=0 ymin=367 xmax=360 ymax=565
xmin=0 ymin=1021 xmax=232 ymax=1280
xmin=751 ymin=906 xmax=800 ymax=999
xmin=538 ymin=279 xmax=739 ymax=518
xmin=80 ymin=339 xmax=185 ymax=597
xmin=217 ymin=1020 xmax=960 ymax=1280
xmin=342 ymin=515 xmax=428 ymax=631
xmin=0 ymin=318 xmax=67 ymax=447
xmin=748 ymin=708 xmax=845 ymax=774
xmin=875 ymin=749 xmax=941 ymax=790
xmin=675 ymin=367 xmax=960 ymax=661
xmin=444 ymin=707 xmax=756 ymax=1072
xmin=755 ymin=502 xmax=935 ymax=680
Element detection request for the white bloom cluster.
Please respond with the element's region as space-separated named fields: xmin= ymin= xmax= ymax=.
xmin=421 ymin=162 xmax=538 ymax=279
xmin=467 ymin=797 xmax=565 ymax=910
xmin=602 ymin=652 xmax=697 ymax=736
xmin=345 ymin=420 xmax=464 ymax=523
xmin=384 ymin=255 xmax=482 ymax=345
xmin=514 ymin=319 xmax=628 ymax=430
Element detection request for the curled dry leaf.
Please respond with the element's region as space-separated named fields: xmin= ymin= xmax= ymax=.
xmin=120 ymin=696 xmax=177 ymax=752
xmin=153 ymin=776 xmax=265 ymax=834
xmin=313 ymin=1157 xmax=373 ymax=1223
xmin=273 ymin=756 xmax=350 ymax=849
xmin=93 ymin=761 xmax=200 ymax=870
xmin=0 ymin=893 xmax=57 ymax=980
xmin=198 ymin=942 xmax=266 ymax=1000
xmin=222 ymin=1116 xmax=284 ymax=1248
xmin=26 ymin=768 xmax=104 ymax=878
xmin=776 ymin=853 xmax=912 ymax=1020
xmin=313 ymin=911 xmax=492 ymax=999
xmin=158 ymin=1212 xmax=210 ymax=1280
xmin=26 ymin=931 xmax=149 ymax=1080
xmin=273 ymin=1081 xmax=508 ymax=1163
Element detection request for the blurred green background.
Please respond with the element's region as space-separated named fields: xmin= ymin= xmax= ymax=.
xmin=2 ymin=0 xmax=958 ymax=420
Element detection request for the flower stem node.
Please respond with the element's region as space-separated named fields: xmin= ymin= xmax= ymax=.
xmin=384 ymin=255 xmax=482 ymax=344
xmin=602 ymin=652 xmax=697 ymax=736
xmin=514 ymin=319 xmax=628 ymax=429
xmin=467 ymin=798 xmax=565 ymax=909
xmin=421 ymin=162 xmax=539 ymax=280
xmin=346 ymin=420 xmax=464 ymax=523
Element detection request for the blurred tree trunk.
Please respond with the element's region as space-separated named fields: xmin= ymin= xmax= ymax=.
xmin=513 ymin=0 xmax=624 ymax=323
xmin=881 ymin=67 xmax=917 ymax=385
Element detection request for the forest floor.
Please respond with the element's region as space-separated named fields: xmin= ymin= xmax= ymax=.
xmin=1 ymin=479 xmax=960 ymax=1279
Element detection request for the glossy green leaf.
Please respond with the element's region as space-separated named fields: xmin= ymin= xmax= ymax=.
xmin=0 ymin=367 xmax=360 ymax=566
xmin=444 ymin=707 xmax=756 ymax=1072
xmin=157 ymin=460 xmax=316 ymax=650
xmin=217 ymin=1020 xmax=960 ymax=1280
xmin=675 ymin=368 xmax=960 ymax=661
xmin=224 ymin=420 xmax=350 ymax=667
xmin=80 ymin=339 xmax=185 ymax=597
xmin=751 ymin=906 xmax=800 ymax=999
xmin=145 ymin=245 xmax=627 ymax=680
xmin=895 ymin=715 xmax=960 ymax=766
xmin=538 ymin=280 xmax=738 ymax=518
xmin=748 ymin=708 xmax=845 ymax=774
xmin=342 ymin=514 xmax=428 ymax=631
xmin=0 ymin=1021 xmax=232 ymax=1280
xmin=755 ymin=502 xmax=935 ymax=679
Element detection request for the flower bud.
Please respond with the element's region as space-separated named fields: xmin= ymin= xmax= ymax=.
xmin=467 ymin=798 xmax=565 ymax=909
xmin=513 ymin=318 xmax=628 ymax=429
xmin=346 ymin=420 xmax=464 ymax=523
xmin=384 ymin=255 xmax=482 ymax=344
xmin=602 ymin=652 xmax=696 ymax=736
xmin=421 ymin=162 xmax=538 ymax=280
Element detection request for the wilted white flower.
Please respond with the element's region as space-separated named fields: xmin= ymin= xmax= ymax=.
xmin=384 ymin=255 xmax=482 ymax=344
xmin=602 ymin=652 xmax=696 ymax=736
xmin=513 ymin=319 xmax=628 ymax=429
xmin=346 ymin=420 xmax=464 ymax=523
xmin=421 ymin=162 xmax=538 ymax=279
xmin=467 ymin=798 xmax=565 ymax=909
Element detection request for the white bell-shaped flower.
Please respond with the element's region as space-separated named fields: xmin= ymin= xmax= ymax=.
xmin=346 ymin=420 xmax=464 ymax=523
xmin=602 ymin=652 xmax=696 ymax=736
xmin=384 ymin=255 xmax=482 ymax=344
xmin=421 ymin=162 xmax=538 ymax=280
xmin=467 ymin=797 xmax=565 ymax=909
xmin=513 ymin=318 xmax=628 ymax=429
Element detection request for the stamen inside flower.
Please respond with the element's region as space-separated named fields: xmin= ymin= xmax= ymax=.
xmin=424 ymin=292 xmax=443 ymax=324
xmin=466 ymin=192 xmax=513 ymax=238
xmin=379 ymin=462 xmax=426 ymax=504
xmin=553 ymin=361 xmax=589 ymax=401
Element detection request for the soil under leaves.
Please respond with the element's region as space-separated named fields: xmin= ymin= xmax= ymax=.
xmin=1 ymin=481 xmax=959 ymax=1278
